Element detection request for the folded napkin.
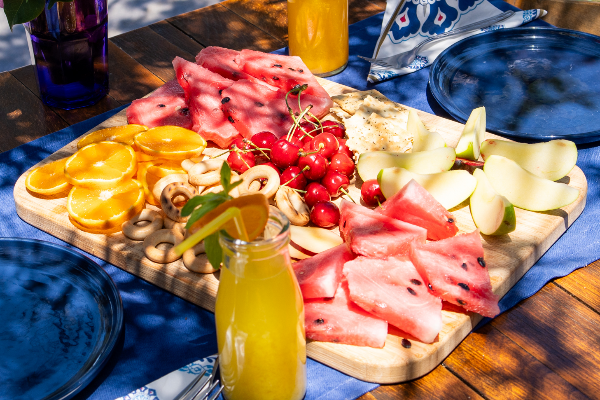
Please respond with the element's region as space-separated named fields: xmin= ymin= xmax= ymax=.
xmin=368 ymin=0 xmax=546 ymax=82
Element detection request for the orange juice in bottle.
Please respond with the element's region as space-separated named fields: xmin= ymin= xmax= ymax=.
xmin=287 ymin=0 xmax=349 ymax=76
xmin=215 ymin=207 xmax=306 ymax=400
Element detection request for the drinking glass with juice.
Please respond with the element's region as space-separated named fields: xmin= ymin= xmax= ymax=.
xmin=215 ymin=207 xmax=306 ymax=400
xmin=287 ymin=0 xmax=348 ymax=77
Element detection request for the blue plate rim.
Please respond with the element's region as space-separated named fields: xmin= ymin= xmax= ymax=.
xmin=0 ymin=237 xmax=124 ymax=400
xmin=428 ymin=26 xmax=600 ymax=143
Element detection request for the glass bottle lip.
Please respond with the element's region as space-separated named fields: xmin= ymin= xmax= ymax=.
xmin=219 ymin=206 xmax=290 ymax=251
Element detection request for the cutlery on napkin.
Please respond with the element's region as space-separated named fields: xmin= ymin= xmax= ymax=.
xmin=367 ymin=0 xmax=547 ymax=83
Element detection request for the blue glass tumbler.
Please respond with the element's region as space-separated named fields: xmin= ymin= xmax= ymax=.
xmin=25 ymin=0 xmax=109 ymax=110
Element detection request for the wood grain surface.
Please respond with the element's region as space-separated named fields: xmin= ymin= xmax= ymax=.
xmin=13 ymin=78 xmax=588 ymax=383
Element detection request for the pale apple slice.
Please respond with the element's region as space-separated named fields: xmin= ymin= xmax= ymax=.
xmin=483 ymin=155 xmax=579 ymax=212
xmin=289 ymin=225 xmax=343 ymax=258
xmin=480 ymin=139 xmax=577 ymax=181
xmin=408 ymin=109 xmax=447 ymax=152
xmin=357 ymin=147 xmax=456 ymax=182
xmin=455 ymin=107 xmax=486 ymax=161
xmin=378 ymin=167 xmax=477 ymax=210
xmin=470 ymin=169 xmax=516 ymax=235
xmin=288 ymin=245 xmax=312 ymax=260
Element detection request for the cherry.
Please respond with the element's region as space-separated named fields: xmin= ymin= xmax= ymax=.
xmin=297 ymin=153 xmax=328 ymax=181
xmin=334 ymin=138 xmax=354 ymax=159
xmin=271 ymin=139 xmax=300 ymax=169
xmin=227 ymin=149 xmax=256 ymax=174
xmin=280 ymin=166 xmax=307 ymax=191
xmin=321 ymin=170 xmax=350 ymax=197
xmin=329 ymin=153 xmax=355 ymax=177
xmin=261 ymin=161 xmax=281 ymax=177
xmin=250 ymin=131 xmax=278 ymax=163
xmin=310 ymin=132 xmax=339 ymax=159
xmin=230 ymin=137 xmax=252 ymax=151
xmin=304 ymin=182 xmax=330 ymax=208
xmin=291 ymin=121 xmax=316 ymax=147
xmin=361 ymin=179 xmax=386 ymax=207
xmin=310 ymin=201 xmax=340 ymax=228
xmin=321 ymin=120 xmax=346 ymax=139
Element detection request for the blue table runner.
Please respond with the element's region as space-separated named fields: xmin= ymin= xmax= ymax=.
xmin=2 ymin=2 xmax=600 ymax=399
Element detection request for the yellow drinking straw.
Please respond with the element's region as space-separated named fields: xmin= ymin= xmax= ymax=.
xmin=174 ymin=207 xmax=249 ymax=256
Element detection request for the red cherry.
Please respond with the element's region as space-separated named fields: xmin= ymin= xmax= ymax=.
xmin=310 ymin=132 xmax=339 ymax=159
xmin=304 ymin=182 xmax=330 ymax=208
xmin=321 ymin=120 xmax=345 ymax=139
xmin=260 ymin=161 xmax=281 ymax=177
xmin=329 ymin=153 xmax=355 ymax=177
xmin=291 ymin=122 xmax=316 ymax=146
xmin=227 ymin=149 xmax=256 ymax=174
xmin=321 ymin=170 xmax=350 ymax=197
xmin=271 ymin=139 xmax=300 ymax=169
xmin=230 ymin=137 xmax=252 ymax=151
xmin=334 ymin=139 xmax=354 ymax=159
xmin=361 ymin=179 xmax=386 ymax=207
xmin=251 ymin=131 xmax=278 ymax=162
xmin=297 ymin=153 xmax=328 ymax=181
xmin=280 ymin=166 xmax=307 ymax=190
xmin=310 ymin=201 xmax=340 ymax=228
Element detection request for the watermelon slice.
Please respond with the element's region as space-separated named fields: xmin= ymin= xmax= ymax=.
xmin=172 ymin=57 xmax=241 ymax=148
xmin=126 ymin=80 xmax=193 ymax=129
xmin=305 ymin=282 xmax=388 ymax=348
xmin=238 ymin=49 xmax=333 ymax=100
xmin=377 ymin=179 xmax=459 ymax=240
xmin=221 ymin=79 xmax=332 ymax=139
xmin=196 ymin=46 xmax=258 ymax=82
xmin=344 ymin=256 xmax=442 ymax=344
xmin=339 ymin=200 xmax=427 ymax=258
xmin=293 ymin=243 xmax=354 ymax=299
xmin=409 ymin=230 xmax=500 ymax=317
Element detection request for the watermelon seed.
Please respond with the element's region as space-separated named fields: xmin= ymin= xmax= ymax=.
xmin=410 ymin=279 xmax=422 ymax=286
xmin=228 ymin=116 xmax=235 ymax=124
xmin=448 ymin=218 xmax=454 ymax=223
xmin=477 ymin=257 xmax=486 ymax=267
xmin=407 ymin=287 xmax=417 ymax=296
xmin=221 ymin=97 xmax=231 ymax=104
xmin=180 ymin=108 xmax=189 ymax=116
xmin=343 ymin=220 xmax=347 ymax=229
xmin=299 ymin=69 xmax=304 ymax=73
xmin=219 ymin=89 xmax=223 ymax=95
xmin=457 ymin=299 xmax=467 ymax=306
xmin=461 ymin=262 xmax=468 ymax=270
xmin=273 ymin=64 xmax=282 ymax=68
xmin=272 ymin=76 xmax=280 ymax=80
xmin=315 ymin=318 xmax=325 ymax=324
xmin=401 ymin=339 xmax=412 ymax=349
xmin=255 ymin=101 xmax=265 ymax=107
xmin=157 ymin=104 xmax=166 ymax=108
xmin=458 ymin=283 xmax=470 ymax=291
xmin=428 ymin=283 xmax=433 ymax=290
xmin=289 ymin=67 xmax=295 ymax=71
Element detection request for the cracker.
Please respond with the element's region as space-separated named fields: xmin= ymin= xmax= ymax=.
xmin=329 ymin=106 xmax=352 ymax=120
xmin=332 ymin=90 xmax=401 ymax=116
xmin=346 ymin=113 xmax=412 ymax=154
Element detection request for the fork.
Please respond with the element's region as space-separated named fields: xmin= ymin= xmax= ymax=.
xmin=359 ymin=10 xmax=514 ymax=69
xmin=175 ymin=356 xmax=224 ymax=400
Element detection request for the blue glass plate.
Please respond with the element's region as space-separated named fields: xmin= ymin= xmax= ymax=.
xmin=429 ymin=27 xmax=600 ymax=143
xmin=0 ymin=238 xmax=123 ymax=400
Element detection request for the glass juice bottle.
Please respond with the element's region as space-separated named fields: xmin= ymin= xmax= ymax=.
xmin=215 ymin=207 xmax=306 ymax=400
xmin=287 ymin=0 xmax=348 ymax=77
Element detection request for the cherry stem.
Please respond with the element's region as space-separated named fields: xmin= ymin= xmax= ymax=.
xmin=286 ymin=105 xmax=313 ymax=141
xmin=243 ymin=139 xmax=270 ymax=160
xmin=290 ymin=188 xmax=307 ymax=194
xmin=340 ymin=188 xmax=356 ymax=204
xmin=377 ymin=197 xmax=383 ymax=209
xmin=281 ymin=166 xmax=309 ymax=187
xmin=211 ymin=149 xmax=231 ymax=159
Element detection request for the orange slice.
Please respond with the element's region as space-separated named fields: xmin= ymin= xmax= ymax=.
xmin=189 ymin=193 xmax=270 ymax=241
xmin=134 ymin=126 xmax=207 ymax=160
xmin=67 ymin=179 xmax=145 ymax=230
xmin=148 ymin=159 xmax=186 ymax=177
xmin=77 ymin=124 xmax=147 ymax=149
xmin=137 ymin=161 xmax=163 ymax=206
xmin=65 ymin=142 xmax=137 ymax=189
xmin=136 ymin=152 xmax=159 ymax=162
xmin=25 ymin=157 xmax=71 ymax=195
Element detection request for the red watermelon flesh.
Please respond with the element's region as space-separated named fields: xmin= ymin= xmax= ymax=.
xmin=173 ymin=57 xmax=241 ymax=148
xmin=339 ymin=200 xmax=427 ymax=258
xmin=126 ymin=79 xmax=192 ymax=129
xmin=293 ymin=243 xmax=355 ymax=299
xmin=409 ymin=230 xmax=500 ymax=317
xmin=344 ymin=256 xmax=442 ymax=344
xmin=377 ymin=179 xmax=459 ymax=241
xmin=195 ymin=46 xmax=258 ymax=82
xmin=238 ymin=49 xmax=333 ymax=100
xmin=221 ymin=79 xmax=331 ymax=139
xmin=305 ymin=281 xmax=388 ymax=348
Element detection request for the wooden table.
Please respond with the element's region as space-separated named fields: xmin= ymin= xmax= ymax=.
xmin=2 ymin=0 xmax=600 ymax=398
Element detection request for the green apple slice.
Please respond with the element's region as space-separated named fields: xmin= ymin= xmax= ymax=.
xmin=377 ymin=167 xmax=477 ymax=210
xmin=357 ymin=147 xmax=456 ymax=182
xmin=455 ymin=107 xmax=486 ymax=161
xmin=480 ymin=139 xmax=577 ymax=181
xmin=470 ymin=169 xmax=516 ymax=235
xmin=408 ymin=109 xmax=447 ymax=152
xmin=483 ymin=155 xmax=579 ymax=212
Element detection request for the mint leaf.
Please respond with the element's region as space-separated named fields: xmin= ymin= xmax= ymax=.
xmin=204 ymin=231 xmax=223 ymax=270
xmin=185 ymin=196 xmax=230 ymax=229
xmin=227 ymin=179 xmax=243 ymax=193
xmin=220 ymin=161 xmax=232 ymax=192
xmin=48 ymin=0 xmax=73 ymax=11
xmin=4 ymin=0 xmax=45 ymax=29
xmin=181 ymin=192 xmax=229 ymax=218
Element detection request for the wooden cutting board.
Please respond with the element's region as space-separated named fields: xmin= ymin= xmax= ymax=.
xmin=14 ymin=79 xmax=588 ymax=384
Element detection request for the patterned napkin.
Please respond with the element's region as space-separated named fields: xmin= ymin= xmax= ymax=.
xmin=368 ymin=0 xmax=546 ymax=83
xmin=114 ymin=356 xmax=217 ymax=400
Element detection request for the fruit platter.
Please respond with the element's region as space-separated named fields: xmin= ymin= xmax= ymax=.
xmin=14 ymin=47 xmax=587 ymax=384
